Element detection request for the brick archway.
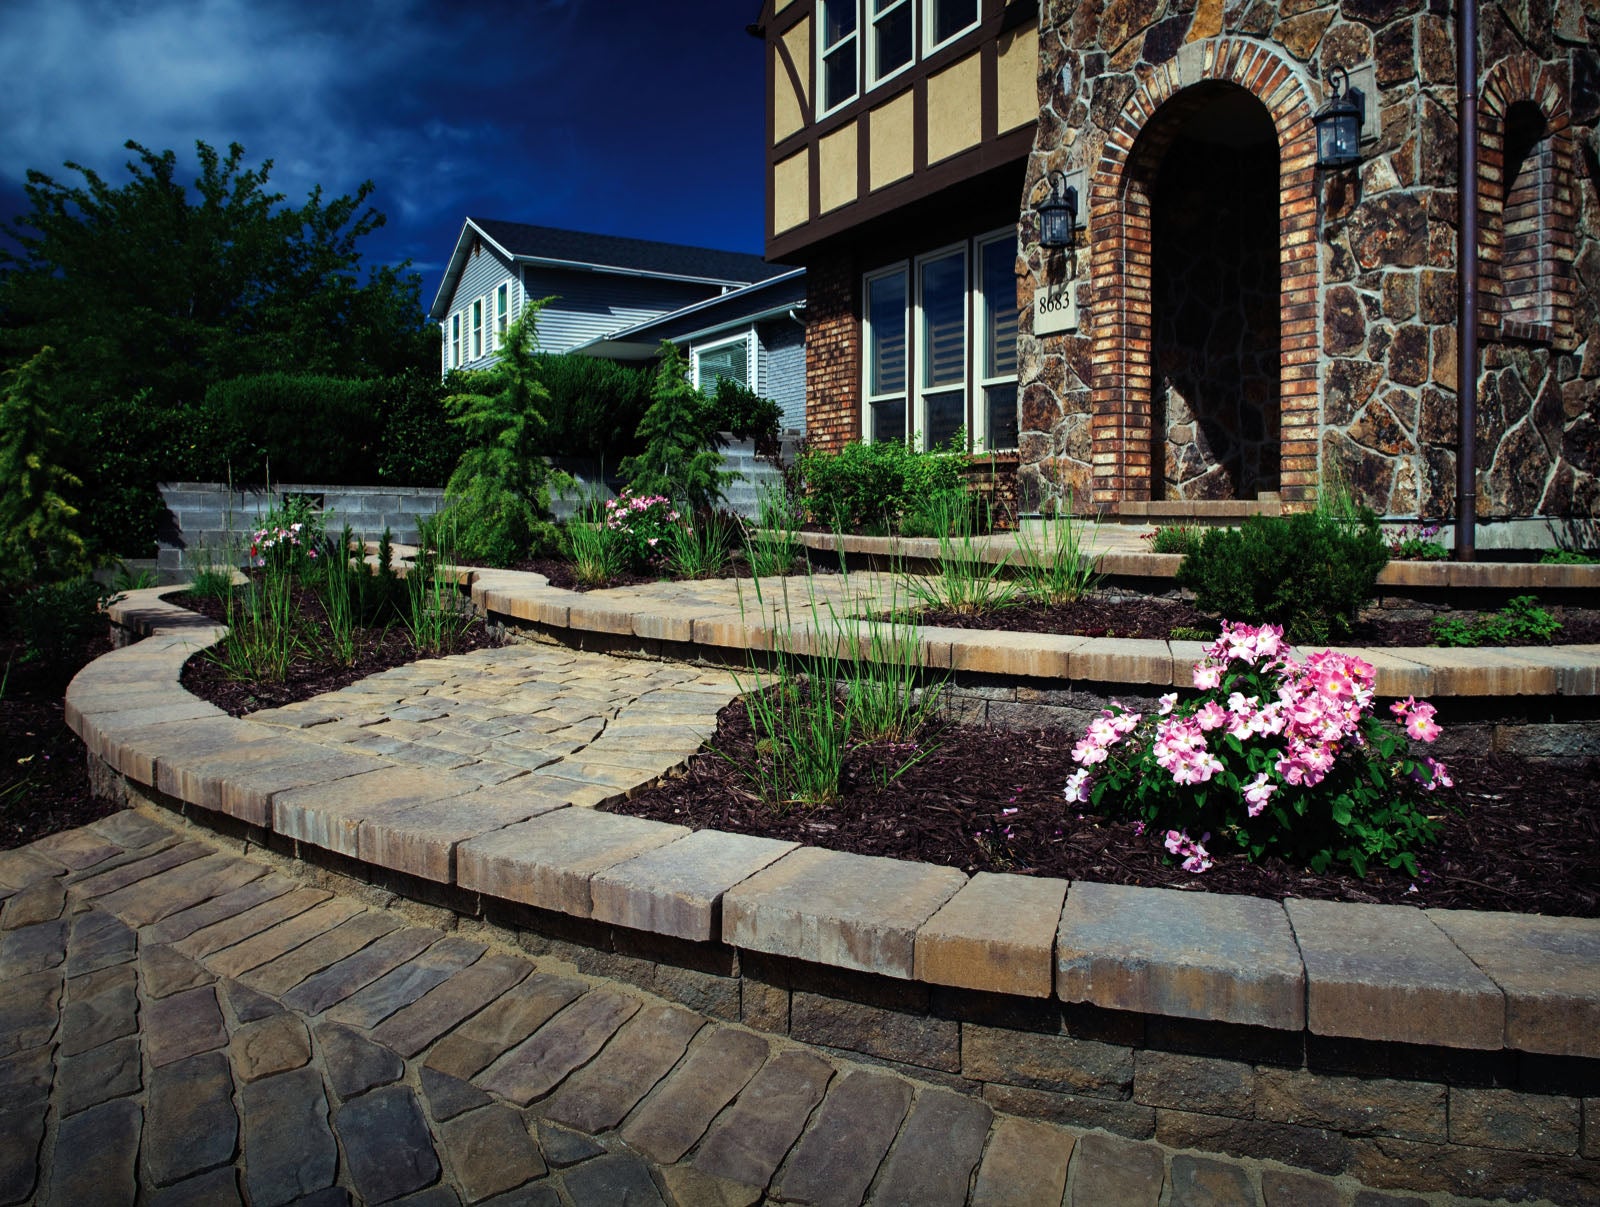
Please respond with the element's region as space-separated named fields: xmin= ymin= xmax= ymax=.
xmin=1477 ymin=53 xmax=1576 ymax=350
xmin=1087 ymin=39 xmax=1319 ymax=506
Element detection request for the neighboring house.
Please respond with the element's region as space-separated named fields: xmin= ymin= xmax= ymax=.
xmin=755 ymin=0 xmax=1599 ymax=534
xmin=574 ymin=269 xmax=808 ymax=434
xmin=428 ymin=218 xmax=790 ymax=373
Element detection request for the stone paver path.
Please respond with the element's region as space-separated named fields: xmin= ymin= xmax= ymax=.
xmin=0 ymin=808 xmax=1395 ymax=1207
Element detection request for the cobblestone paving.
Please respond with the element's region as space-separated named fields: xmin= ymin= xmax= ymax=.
xmin=249 ymin=645 xmax=743 ymax=795
xmin=0 ymin=809 xmax=1402 ymax=1207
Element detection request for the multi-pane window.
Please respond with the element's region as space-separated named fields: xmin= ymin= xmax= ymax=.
xmin=864 ymin=267 xmax=909 ymax=444
xmin=471 ymin=299 xmax=484 ymax=359
xmin=450 ymin=313 xmax=462 ymax=368
xmin=821 ymin=0 xmax=981 ymax=109
xmin=868 ymin=0 xmax=913 ymax=85
xmin=693 ymin=333 xmax=754 ymax=393
xmin=862 ymin=229 xmax=1019 ymax=451
xmin=819 ymin=0 xmax=858 ymax=115
xmin=494 ymin=282 xmax=510 ymax=348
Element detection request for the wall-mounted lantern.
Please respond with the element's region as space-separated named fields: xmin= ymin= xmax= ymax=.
xmin=1314 ymin=67 xmax=1366 ymax=170
xmin=1037 ymin=171 xmax=1080 ymax=251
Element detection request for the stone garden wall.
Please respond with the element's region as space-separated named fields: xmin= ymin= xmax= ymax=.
xmin=1014 ymin=0 xmax=1598 ymax=522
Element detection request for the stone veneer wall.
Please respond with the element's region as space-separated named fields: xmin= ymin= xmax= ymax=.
xmin=1014 ymin=0 xmax=1598 ymax=522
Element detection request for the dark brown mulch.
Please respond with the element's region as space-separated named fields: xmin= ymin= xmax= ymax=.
xmin=174 ymin=586 xmax=504 ymax=717
xmin=608 ymin=694 xmax=1600 ymax=917
xmin=1 ymin=629 xmax=123 ymax=850
xmin=506 ymin=555 xmax=812 ymax=593
xmin=913 ymin=593 xmax=1600 ymax=647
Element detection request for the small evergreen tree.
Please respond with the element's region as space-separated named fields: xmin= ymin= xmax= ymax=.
xmin=0 ymin=347 xmax=90 ymax=586
xmin=620 ymin=342 xmax=730 ymax=515
xmin=441 ymin=301 xmax=564 ymax=564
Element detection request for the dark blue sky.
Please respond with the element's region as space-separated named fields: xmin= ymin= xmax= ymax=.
xmin=0 ymin=0 xmax=769 ymax=310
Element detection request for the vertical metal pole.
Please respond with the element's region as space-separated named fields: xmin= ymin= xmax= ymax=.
xmin=1456 ymin=0 xmax=1480 ymax=561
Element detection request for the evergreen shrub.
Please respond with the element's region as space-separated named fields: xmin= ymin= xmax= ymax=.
xmin=797 ymin=439 xmax=965 ymax=534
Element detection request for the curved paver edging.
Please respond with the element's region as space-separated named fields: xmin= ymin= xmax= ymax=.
xmin=68 ymin=584 xmax=1600 ymax=1067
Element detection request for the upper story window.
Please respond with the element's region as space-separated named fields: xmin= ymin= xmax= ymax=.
xmin=819 ymin=0 xmax=859 ymax=116
xmin=819 ymin=0 xmax=983 ymax=116
xmin=924 ymin=0 xmax=978 ymax=54
xmin=471 ymin=298 xmax=484 ymax=360
xmin=863 ymin=227 xmax=1019 ymax=452
xmin=494 ymin=282 xmax=511 ymax=348
xmin=449 ymin=313 xmax=462 ymax=369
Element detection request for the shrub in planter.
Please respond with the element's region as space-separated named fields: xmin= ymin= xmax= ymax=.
xmin=797 ymin=439 xmax=965 ymax=534
xmin=620 ymin=343 xmax=730 ymax=516
xmin=533 ymin=352 xmax=653 ymax=465
xmin=1176 ymin=509 xmax=1387 ymax=643
xmin=1064 ymin=621 xmax=1451 ymax=876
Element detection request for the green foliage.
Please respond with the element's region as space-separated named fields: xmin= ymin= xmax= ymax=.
xmin=698 ymin=377 xmax=782 ymax=447
xmin=664 ymin=516 xmax=734 ymax=580
xmin=1540 ymin=548 xmax=1600 ymax=565
xmin=7 ymin=578 xmax=111 ymax=669
xmin=797 ymin=439 xmax=966 ymax=534
xmin=375 ymin=372 xmax=464 ymax=486
xmin=1431 ymin=595 xmax=1562 ymax=647
xmin=205 ymin=374 xmax=384 ymax=484
xmin=110 ymin=563 xmax=157 ymax=592
xmin=1013 ymin=507 xmax=1103 ymax=605
xmin=189 ymin=566 xmax=236 ymax=600
xmin=405 ymin=518 xmax=475 ymax=656
xmin=1386 ymin=523 xmax=1448 ymax=561
xmin=532 ymin=353 xmax=654 ymax=463
xmin=441 ymin=303 xmax=565 ymax=565
xmin=903 ymin=494 xmax=1018 ymax=616
xmin=1175 ymin=510 xmax=1388 ymax=643
xmin=1145 ymin=524 xmax=1204 ymax=556
xmin=563 ymin=514 xmax=626 ymax=589
xmin=0 ymin=139 xmax=435 ymax=556
xmin=0 ymin=347 xmax=90 ymax=586
xmin=620 ymin=344 xmax=730 ymax=514
xmin=746 ymin=485 xmax=804 ymax=578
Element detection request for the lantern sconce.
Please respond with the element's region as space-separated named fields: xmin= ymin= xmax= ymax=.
xmin=1037 ymin=170 xmax=1080 ymax=252
xmin=1314 ymin=66 xmax=1367 ymax=171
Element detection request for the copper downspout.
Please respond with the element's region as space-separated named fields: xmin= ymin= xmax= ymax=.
xmin=1455 ymin=0 xmax=1480 ymax=560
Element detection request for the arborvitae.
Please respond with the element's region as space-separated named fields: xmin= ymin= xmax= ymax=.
xmin=0 ymin=347 xmax=90 ymax=586
xmin=620 ymin=341 xmax=730 ymax=516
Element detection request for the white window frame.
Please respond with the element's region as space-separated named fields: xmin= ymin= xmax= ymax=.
xmin=816 ymin=0 xmax=860 ymax=118
xmin=923 ymin=0 xmax=980 ymax=57
xmin=449 ymin=313 xmax=463 ymax=369
xmin=866 ymin=0 xmax=915 ymax=90
xmin=861 ymin=261 xmax=911 ymax=443
xmin=691 ymin=330 xmax=757 ymax=394
xmin=914 ymin=241 xmax=968 ymax=452
xmin=471 ymin=297 xmax=484 ymax=360
xmin=493 ymin=282 xmax=511 ymax=350
xmin=973 ymin=227 xmax=1020 ymax=451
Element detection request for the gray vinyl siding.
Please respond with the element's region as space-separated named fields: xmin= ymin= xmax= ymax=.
xmin=443 ymin=245 xmax=520 ymax=371
xmin=521 ymin=268 xmax=719 ymax=354
xmin=758 ymin=318 xmax=806 ymax=434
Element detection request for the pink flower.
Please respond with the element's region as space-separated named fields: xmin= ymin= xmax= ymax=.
xmin=1193 ymin=663 xmax=1222 ymax=690
xmin=1071 ymin=738 xmax=1109 ymax=767
xmin=1195 ymin=701 xmax=1228 ymax=731
xmin=1064 ymin=768 xmax=1094 ymax=802
xmin=1405 ymin=712 xmax=1441 ymax=742
xmin=1243 ymin=772 xmax=1276 ymax=817
xmin=1158 ymin=692 xmax=1178 ymax=716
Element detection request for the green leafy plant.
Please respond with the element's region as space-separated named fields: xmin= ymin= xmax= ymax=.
xmin=405 ymin=518 xmax=475 ymax=656
xmin=664 ymin=516 xmax=734 ymax=580
xmin=745 ymin=485 xmax=804 ymax=578
xmin=620 ymin=343 xmax=731 ymax=515
xmin=562 ymin=496 xmax=626 ymax=589
xmin=1066 ymin=622 xmax=1452 ymax=877
xmin=1013 ymin=503 xmax=1102 ymax=605
xmin=441 ymin=301 xmax=567 ymax=565
xmin=1431 ymin=595 xmax=1562 ymax=647
xmin=1387 ymin=523 xmax=1448 ymax=561
xmin=1175 ymin=509 xmax=1387 ymax=644
xmin=0 ymin=346 xmax=90 ymax=587
xmin=698 ymin=377 xmax=782 ymax=449
xmin=8 ymin=578 xmax=111 ymax=670
xmin=110 ymin=563 xmax=157 ymax=592
xmin=601 ymin=490 xmax=681 ymax=569
xmin=310 ymin=525 xmax=362 ymax=667
xmin=1540 ymin=549 xmax=1599 ymax=565
xmin=1144 ymin=524 xmax=1204 ymax=556
xmin=189 ymin=565 xmax=236 ymax=600
xmin=210 ymin=555 xmax=304 ymax=683
xmin=797 ymin=438 xmax=965 ymax=534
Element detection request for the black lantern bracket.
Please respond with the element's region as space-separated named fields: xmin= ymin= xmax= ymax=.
xmin=1036 ymin=168 xmax=1086 ymax=292
xmin=1313 ymin=65 xmax=1375 ymax=170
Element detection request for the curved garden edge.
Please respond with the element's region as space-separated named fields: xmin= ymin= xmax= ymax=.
xmin=63 ymin=581 xmax=1600 ymax=1062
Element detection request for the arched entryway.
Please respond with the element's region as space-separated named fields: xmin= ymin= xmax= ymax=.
xmin=1087 ymin=39 xmax=1319 ymax=506
xmin=1148 ymin=85 xmax=1281 ymax=500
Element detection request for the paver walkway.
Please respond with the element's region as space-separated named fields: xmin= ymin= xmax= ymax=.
xmin=1 ymin=808 xmax=1414 ymax=1207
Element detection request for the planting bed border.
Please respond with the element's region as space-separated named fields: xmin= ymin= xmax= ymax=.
xmin=66 ymin=582 xmax=1600 ymax=1205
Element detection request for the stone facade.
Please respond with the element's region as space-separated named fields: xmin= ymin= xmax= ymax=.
xmin=1014 ymin=0 xmax=1598 ymax=523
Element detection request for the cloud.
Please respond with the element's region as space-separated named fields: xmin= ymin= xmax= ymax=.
xmin=0 ymin=0 xmax=517 ymax=223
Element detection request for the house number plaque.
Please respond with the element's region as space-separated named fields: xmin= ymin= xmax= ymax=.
xmin=1034 ymin=276 xmax=1078 ymax=336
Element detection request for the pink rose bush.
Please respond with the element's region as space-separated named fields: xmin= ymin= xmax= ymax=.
xmin=1065 ymin=621 xmax=1452 ymax=876
xmin=602 ymin=490 xmax=681 ymax=568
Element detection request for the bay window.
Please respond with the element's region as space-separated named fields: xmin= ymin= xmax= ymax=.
xmin=862 ymin=228 xmax=1018 ymax=451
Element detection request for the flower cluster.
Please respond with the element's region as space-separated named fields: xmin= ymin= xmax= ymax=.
xmin=602 ymin=490 xmax=681 ymax=567
xmin=1387 ymin=523 xmax=1448 ymax=561
xmin=1064 ymin=620 xmax=1452 ymax=877
xmin=249 ymin=523 xmax=317 ymax=567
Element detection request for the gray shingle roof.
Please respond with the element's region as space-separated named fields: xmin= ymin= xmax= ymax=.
xmin=470 ymin=218 xmax=785 ymax=284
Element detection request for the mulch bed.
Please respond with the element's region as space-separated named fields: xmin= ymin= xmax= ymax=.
xmin=1 ymin=630 xmax=124 ymax=850
xmin=507 ymin=554 xmax=811 ymax=592
xmin=174 ymin=586 xmax=504 ymax=717
xmin=911 ymin=593 xmax=1600 ymax=647
xmin=609 ymin=695 xmax=1600 ymax=917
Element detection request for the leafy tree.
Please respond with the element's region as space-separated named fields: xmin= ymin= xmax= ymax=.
xmin=620 ymin=342 xmax=730 ymax=515
xmin=441 ymin=301 xmax=564 ymax=565
xmin=0 ymin=139 xmax=437 ymax=554
xmin=0 ymin=347 xmax=89 ymax=586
